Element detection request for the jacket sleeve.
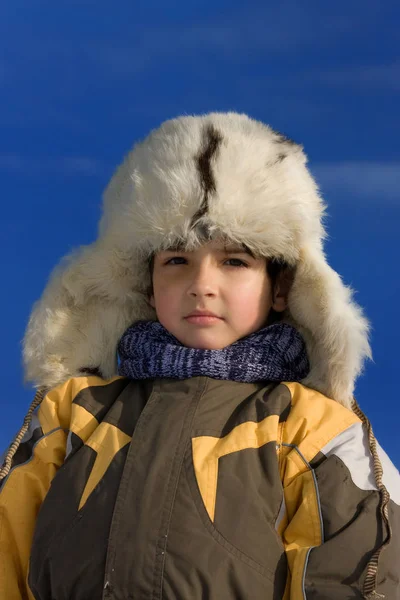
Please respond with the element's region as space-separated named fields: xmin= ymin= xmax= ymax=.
xmin=0 ymin=385 xmax=71 ymax=600
xmin=281 ymin=420 xmax=400 ymax=600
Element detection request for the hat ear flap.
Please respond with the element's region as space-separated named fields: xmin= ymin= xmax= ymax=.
xmin=287 ymin=245 xmax=371 ymax=407
xmin=23 ymin=243 xmax=154 ymax=389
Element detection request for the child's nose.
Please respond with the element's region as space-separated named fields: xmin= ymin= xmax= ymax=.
xmin=187 ymin=265 xmax=217 ymax=297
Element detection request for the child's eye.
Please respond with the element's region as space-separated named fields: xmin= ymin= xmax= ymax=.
xmin=165 ymin=256 xmax=187 ymax=265
xmin=224 ymin=258 xmax=248 ymax=267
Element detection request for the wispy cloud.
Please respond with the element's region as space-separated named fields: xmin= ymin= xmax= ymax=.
xmin=0 ymin=2 xmax=396 ymax=130
xmin=312 ymin=161 xmax=400 ymax=201
xmin=0 ymin=3 xmax=384 ymax=83
xmin=0 ymin=154 xmax=104 ymax=176
xmin=315 ymin=63 xmax=400 ymax=91
xmin=71 ymin=9 xmax=376 ymax=76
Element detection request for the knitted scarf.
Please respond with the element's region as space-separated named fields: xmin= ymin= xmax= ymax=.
xmin=118 ymin=320 xmax=310 ymax=384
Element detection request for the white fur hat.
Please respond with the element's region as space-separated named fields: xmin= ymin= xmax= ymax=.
xmin=23 ymin=112 xmax=371 ymax=407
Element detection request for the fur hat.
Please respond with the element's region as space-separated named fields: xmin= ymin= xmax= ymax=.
xmin=23 ymin=112 xmax=371 ymax=407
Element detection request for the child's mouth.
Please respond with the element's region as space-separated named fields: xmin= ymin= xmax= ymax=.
xmin=185 ymin=315 xmax=222 ymax=325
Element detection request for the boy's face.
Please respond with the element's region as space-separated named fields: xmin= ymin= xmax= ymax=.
xmin=149 ymin=240 xmax=287 ymax=349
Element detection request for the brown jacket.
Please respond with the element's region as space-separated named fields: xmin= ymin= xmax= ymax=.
xmin=1 ymin=375 xmax=399 ymax=599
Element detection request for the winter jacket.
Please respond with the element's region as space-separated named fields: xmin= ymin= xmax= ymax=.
xmin=1 ymin=374 xmax=399 ymax=600
xmin=4 ymin=111 xmax=398 ymax=599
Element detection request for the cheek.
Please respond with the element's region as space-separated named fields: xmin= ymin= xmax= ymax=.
xmin=228 ymin=277 xmax=271 ymax=321
xmin=154 ymin=283 xmax=181 ymax=317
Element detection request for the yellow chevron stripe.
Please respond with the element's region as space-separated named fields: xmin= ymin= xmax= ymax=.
xmin=78 ymin=422 xmax=131 ymax=510
xmin=192 ymin=414 xmax=279 ymax=522
xmin=69 ymin=403 xmax=99 ymax=444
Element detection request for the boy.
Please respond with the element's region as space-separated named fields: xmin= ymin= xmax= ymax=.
xmin=1 ymin=112 xmax=399 ymax=599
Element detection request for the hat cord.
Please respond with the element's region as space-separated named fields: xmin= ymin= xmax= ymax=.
xmin=0 ymin=387 xmax=47 ymax=482
xmin=352 ymin=400 xmax=392 ymax=600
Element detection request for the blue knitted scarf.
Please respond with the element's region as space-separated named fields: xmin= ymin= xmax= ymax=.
xmin=118 ymin=320 xmax=310 ymax=383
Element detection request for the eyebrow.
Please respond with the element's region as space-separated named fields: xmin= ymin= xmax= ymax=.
xmin=161 ymin=244 xmax=256 ymax=258
xmin=220 ymin=247 xmax=254 ymax=257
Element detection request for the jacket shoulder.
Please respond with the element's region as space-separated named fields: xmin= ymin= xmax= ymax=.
xmin=279 ymin=382 xmax=360 ymax=466
xmin=47 ymin=374 xmax=128 ymax=401
xmin=283 ymin=381 xmax=359 ymax=420
xmin=38 ymin=375 xmax=129 ymax=433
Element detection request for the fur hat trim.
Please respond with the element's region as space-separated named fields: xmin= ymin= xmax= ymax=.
xmin=23 ymin=113 xmax=371 ymax=407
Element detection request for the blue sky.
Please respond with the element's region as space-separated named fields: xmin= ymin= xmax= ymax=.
xmin=1 ymin=0 xmax=399 ymax=467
